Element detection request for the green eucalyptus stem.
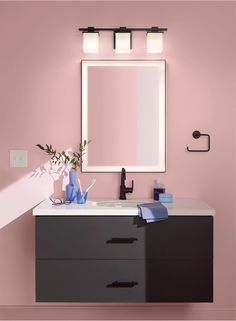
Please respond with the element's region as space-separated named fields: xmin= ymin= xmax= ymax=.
xmin=36 ymin=140 xmax=90 ymax=171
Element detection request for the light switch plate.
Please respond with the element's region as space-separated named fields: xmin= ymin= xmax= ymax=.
xmin=10 ymin=150 xmax=28 ymax=168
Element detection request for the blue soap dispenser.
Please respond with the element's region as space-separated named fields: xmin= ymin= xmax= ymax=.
xmin=153 ymin=178 xmax=165 ymax=201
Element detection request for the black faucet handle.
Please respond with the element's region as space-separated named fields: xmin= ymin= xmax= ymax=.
xmin=125 ymin=180 xmax=134 ymax=193
xmin=131 ymin=179 xmax=134 ymax=192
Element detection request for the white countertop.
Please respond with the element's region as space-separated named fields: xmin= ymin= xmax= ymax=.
xmin=32 ymin=198 xmax=215 ymax=216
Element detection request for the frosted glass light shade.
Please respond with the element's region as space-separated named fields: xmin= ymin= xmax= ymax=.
xmin=147 ymin=32 xmax=163 ymax=53
xmin=115 ymin=32 xmax=131 ymax=53
xmin=83 ymin=32 xmax=99 ymax=53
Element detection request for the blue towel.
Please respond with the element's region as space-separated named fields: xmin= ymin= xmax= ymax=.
xmin=138 ymin=202 xmax=168 ymax=223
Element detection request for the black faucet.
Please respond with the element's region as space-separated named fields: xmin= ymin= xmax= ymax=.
xmin=119 ymin=168 xmax=134 ymax=200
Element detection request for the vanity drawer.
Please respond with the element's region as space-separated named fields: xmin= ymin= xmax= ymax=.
xmin=36 ymin=216 xmax=145 ymax=259
xmin=36 ymin=259 xmax=145 ymax=302
xmin=146 ymin=216 xmax=213 ymax=259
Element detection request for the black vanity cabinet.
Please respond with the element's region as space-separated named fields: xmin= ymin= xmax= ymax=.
xmin=36 ymin=216 xmax=213 ymax=302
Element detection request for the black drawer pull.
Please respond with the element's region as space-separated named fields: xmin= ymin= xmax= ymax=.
xmin=106 ymin=237 xmax=138 ymax=244
xmin=107 ymin=281 xmax=138 ymax=288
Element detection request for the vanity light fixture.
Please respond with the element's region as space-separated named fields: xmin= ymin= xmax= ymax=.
xmin=147 ymin=27 xmax=163 ymax=53
xmin=79 ymin=26 xmax=167 ymax=53
xmin=114 ymin=27 xmax=131 ymax=53
xmin=82 ymin=27 xmax=99 ymax=53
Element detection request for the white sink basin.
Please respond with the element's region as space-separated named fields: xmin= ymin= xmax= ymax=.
xmin=95 ymin=200 xmax=150 ymax=208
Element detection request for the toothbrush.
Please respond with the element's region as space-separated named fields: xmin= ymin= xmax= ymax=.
xmin=85 ymin=178 xmax=96 ymax=193
xmin=78 ymin=178 xmax=83 ymax=194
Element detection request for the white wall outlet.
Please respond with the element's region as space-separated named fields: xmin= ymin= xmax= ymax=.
xmin=10 ymin=150 xmax=28 ymax=168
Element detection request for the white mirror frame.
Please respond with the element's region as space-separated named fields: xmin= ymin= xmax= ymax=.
xmin=81 ymin=60 xmax=166 ymax=172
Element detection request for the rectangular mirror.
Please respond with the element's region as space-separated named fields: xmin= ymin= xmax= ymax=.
xmin=82 ymin=60 xmax=166 ymax=172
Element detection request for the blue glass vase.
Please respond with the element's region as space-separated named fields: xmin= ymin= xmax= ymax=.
xmin=65 ymin=169 xmax=79 ymax=202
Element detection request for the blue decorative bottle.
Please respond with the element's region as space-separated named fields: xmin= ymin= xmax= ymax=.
xmin=65 ymin=169 xmax=79 ymax=202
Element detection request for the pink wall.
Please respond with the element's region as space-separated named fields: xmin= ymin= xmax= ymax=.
xmin=0 ymin=1 xmax=236 ymax=319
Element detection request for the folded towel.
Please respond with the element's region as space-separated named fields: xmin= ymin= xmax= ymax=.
xmin=138 ymin=202 xmax=168 ymax=223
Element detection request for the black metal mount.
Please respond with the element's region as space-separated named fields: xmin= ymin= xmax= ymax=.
xmin=187 ymin=130 xmax=211 ymax=152
xmin=79 ymin=26 xmax=168 ymax=33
